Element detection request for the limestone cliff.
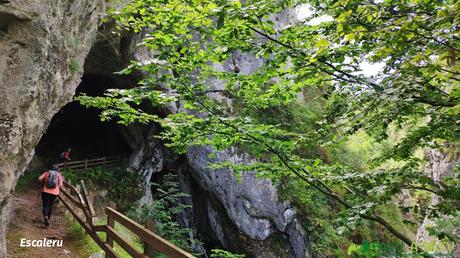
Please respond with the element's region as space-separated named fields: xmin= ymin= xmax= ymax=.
xmin=0 ymin=0 xmax=105 ymax=255
xmin=121 ymin=23 xmax=310 ymax=257
xmin=416 ymin=144 xmax=460 ymax=257
xmin=125 ymin=126 xmax=309 ymax=257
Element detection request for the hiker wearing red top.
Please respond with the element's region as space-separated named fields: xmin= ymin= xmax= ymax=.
xmin=38 ymin=165 xmax=64 ymax=227
xmin=59 ymin=147 xmax=71 ymax=167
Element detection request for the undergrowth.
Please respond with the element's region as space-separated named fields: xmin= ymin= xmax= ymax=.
xmin=62 ymin=166 xmax=142 ymax=212
xmin=66 ymin=216 xmax=143 ymax=258
xmin=15 ymin=170 xmax=42 ymax=192
xmin=128 ymin=173 xmax=203 ymax=256
xmin=279 ymin=175 xmax=416 ymax=257
xmin=67 ymin=217 xmax=101 ymax=257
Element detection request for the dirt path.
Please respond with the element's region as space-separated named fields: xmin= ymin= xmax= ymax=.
xmin=6 ymin=190 xmax=90 ymax=258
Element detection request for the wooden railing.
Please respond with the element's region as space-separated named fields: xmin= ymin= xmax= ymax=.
xmin=58 ymin=180 xmax=195 ymax=258
xmin=58 ymin=156 xmax=122 ymax=171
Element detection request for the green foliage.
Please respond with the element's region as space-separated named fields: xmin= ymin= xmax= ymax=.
xmin=411 ymin=190 xmax=432 ymax=222
xmin=128 ymin=173 xmax=202 ymax=256
xmin=15 ymin=170 xmax=41 ymax=193
xmin=210 ymin=249 xmax=245 ymax=258
xmin=376 ymin=204 xmax=417 ymax=241
xmin=68 ymin=216 xmax=143 ymax=258
xmin=332 ymin=131 xmax=384 ymax=171
xmin=427 ymin=211 xmax=460 ymax=242
xmin=67 ymin=218 xmax=102 ymax=256
xmin=292 ymin=189 xmax=351 ymax=256
xmin=280 ymin=175 xmax=416 ymax=256
xmin=77 ymin=0 xmax=460 ymax=251
xmin=62 ymin=167 xmax=142 ymax=212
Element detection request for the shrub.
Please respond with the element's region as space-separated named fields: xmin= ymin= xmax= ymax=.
xmin=62 ymin=166 xmax=142 ymax=212
xmin=128 ymin=173 xmax=203 ymax=256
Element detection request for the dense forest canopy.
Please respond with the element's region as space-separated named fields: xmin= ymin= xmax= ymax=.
xmin=79 ymin=0 xmax=459 ymax=254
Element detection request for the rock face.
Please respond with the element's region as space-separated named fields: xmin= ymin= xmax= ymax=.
xmin=116 ymin=9 xmax=309 ymax=255
xmin=108 ymin=7 xmax=309 ymax=256
xmin=123 ymin=124 xmax=179 ymax=204
xmin=126 ymin=131 xmax=310 ymax=257
xmin=186 ymin=146 xmax=309 ymax=257
xmin=0 ymin=0 xmax=105 ymax=255
xmin=416 ymin=144 xmax=460 ymax=257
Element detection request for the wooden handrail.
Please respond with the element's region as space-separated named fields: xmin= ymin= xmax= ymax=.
xmin=80 ymin=180 xmax=96 ymax=225
xmin=105 ymin=207 xmax=195 ymax=258
xmin=58 ymin=156 xmax=122 ymax=171
xmin=58 ymin=180 xmax=195 ymax=258
xmin=104 ymin=225 xmax=147 ymax=258
xmin=60 ymin=188 xmax=84 ymax=209
xmin=58 ymin=187 xmax=119 ymax=257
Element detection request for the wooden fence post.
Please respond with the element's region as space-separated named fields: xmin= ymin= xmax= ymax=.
xmin=60 ymin=187 xmax=194 ymax=258
xmin=144 ymin=219 xmax=156 ymax=257
xmin=80 ymin=180 xmax=95 ymax=226
xmin=106 ymin=201 xmax=117 ymax=258
xmin=88 ymin=190 xmax=95 ymax=224
xmin=84 ymin=159 xmax=88 ymax=170
xmin=66 ymin=180 xmax=72 ymax=221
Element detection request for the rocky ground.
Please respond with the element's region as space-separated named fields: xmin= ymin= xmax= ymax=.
xmin=6 ymin=189 xmax=89 ymax=258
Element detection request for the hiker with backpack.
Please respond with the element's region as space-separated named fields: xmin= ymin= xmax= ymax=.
xmin=38 ymin=164 xmax=64 ymax=227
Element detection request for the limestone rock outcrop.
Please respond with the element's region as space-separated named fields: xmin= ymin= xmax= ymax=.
xmin=0 ymin=0 xmax=105 ymax=255
xmin=186 ymin=146 xmax=309 ymax=257
xmin=125 ymin=129 xmax=309 ymax=257
xmin=111 ymin=7 xmax=309 ymax=255
xmin=416 ymin=144 xmax=460 ymax=257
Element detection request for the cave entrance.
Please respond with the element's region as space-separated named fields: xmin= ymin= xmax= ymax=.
xmin=34 ymin=73 xmax=132 ymax=166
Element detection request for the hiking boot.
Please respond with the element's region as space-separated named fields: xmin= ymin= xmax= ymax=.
xmin=44 ymin=216 xmax=49 ymax=226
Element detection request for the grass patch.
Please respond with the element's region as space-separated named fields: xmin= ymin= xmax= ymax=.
xmin=69 ymin=57 xmax=81 ymax=75
xmin=67 ymin=217 xmax=102 ymax=257
xmin=95 ymin=217 xmax=144 ymax=257
xmin=66 ymin=216 xmax=143 ymax=258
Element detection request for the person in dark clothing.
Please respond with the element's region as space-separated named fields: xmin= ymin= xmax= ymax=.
xmin=59 ymin=147 xmax=71 ymax=167
xmin=38 ymin=165 xmax=64 ymax=227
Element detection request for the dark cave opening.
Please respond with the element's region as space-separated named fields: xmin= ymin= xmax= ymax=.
xmin=34 ymin=74 xmax=132 ymax=166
